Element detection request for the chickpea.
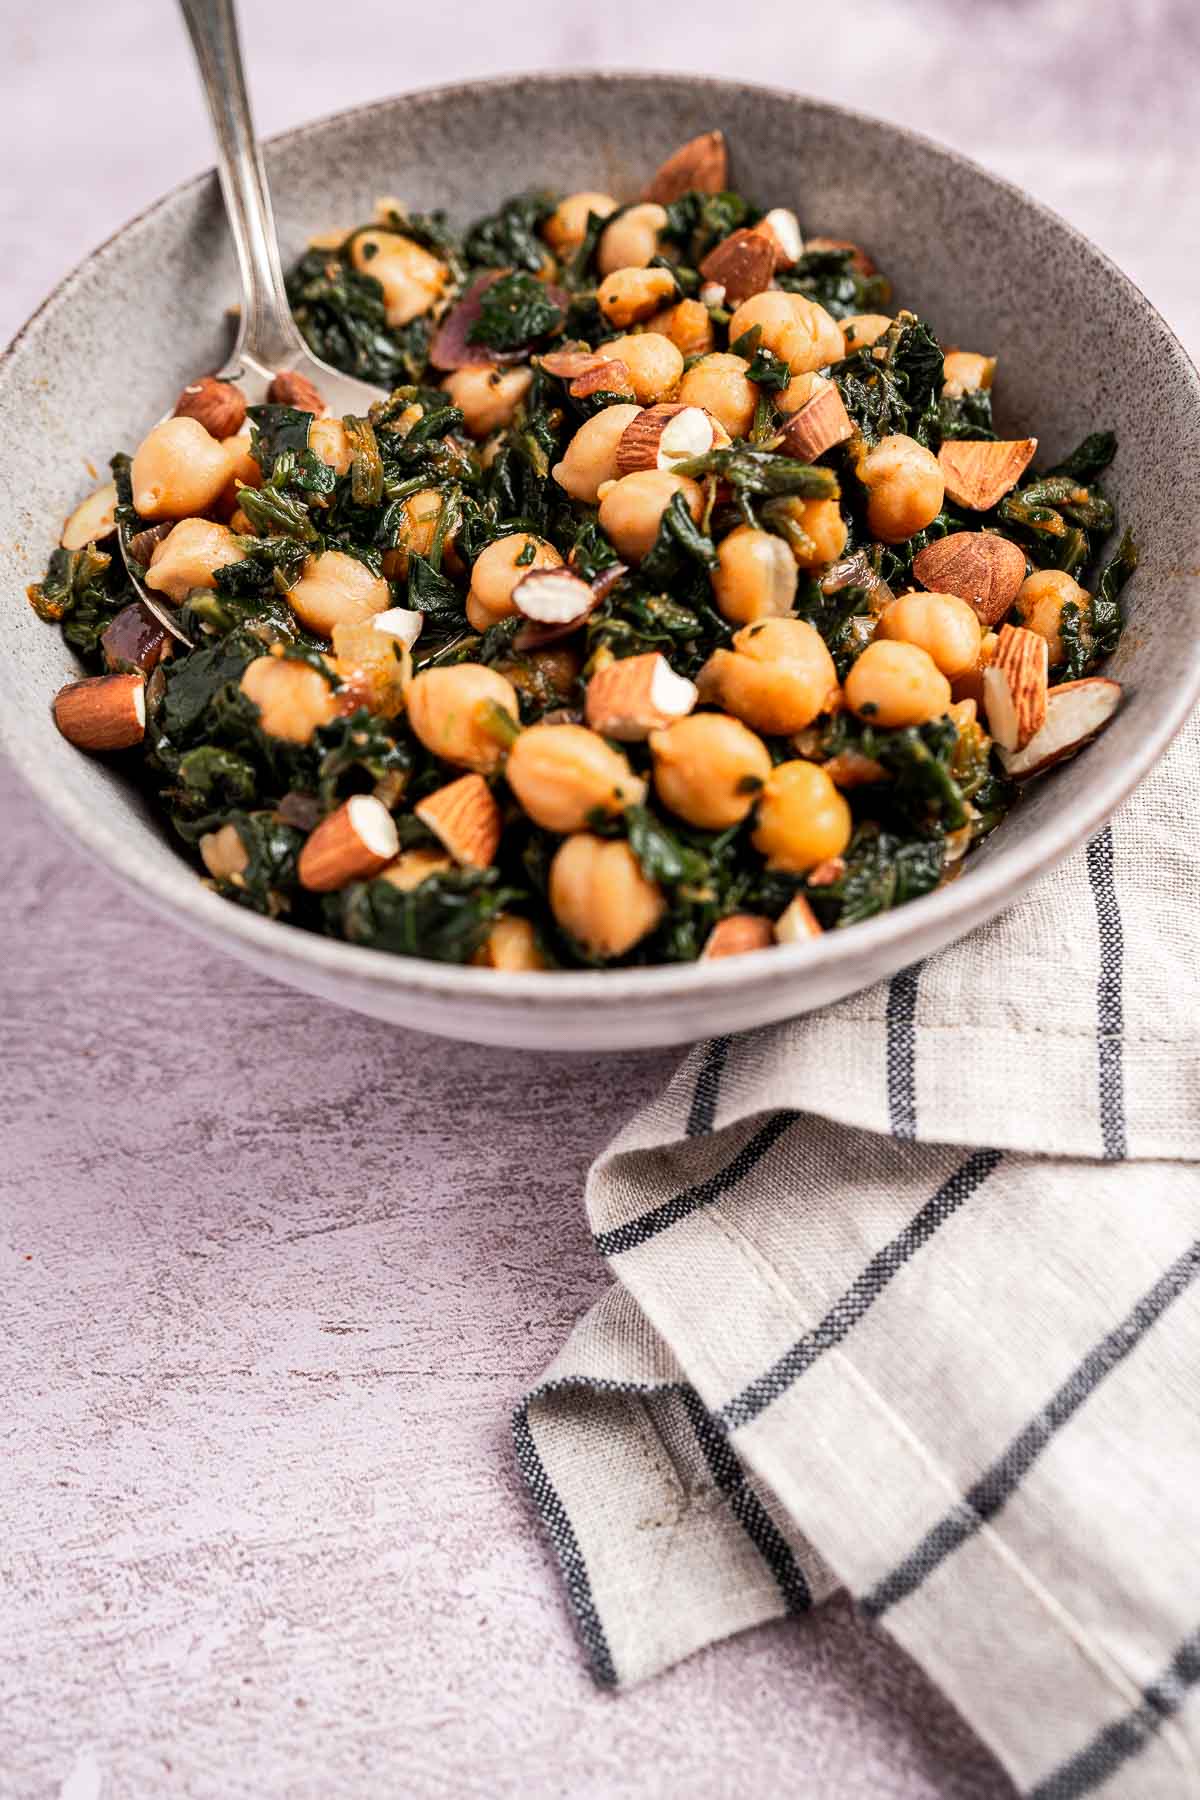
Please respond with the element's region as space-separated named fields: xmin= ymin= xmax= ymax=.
xmin=726 ymin=291 xmax=843 ymax=375
xmin=677 ymin=352 xmax=757 ymax=438
xmin=474 ymin=914 xmax=547 ymax=972
xmin=856 ymin=433 xmax=945 ymax=543
xmin=350 ymin=229 xmax=449 ymax=326
xmin=600 ymin=332 xmax=683 ymax=404
xmin=310 ymin=417 xmax=353 ymax=476
xmin=697 ymin=618 xmax=839 ymax=736
xmin=199 ymin=821 xmax=249 ymax=881
xmin=776 ymin=371 xmax=828 ymax=416
xmin=752 ymin=760 xmax=852 ymax=874
xmin=597 ymin=470 xmax=703 ymax=563
xmin=840 ymin=313 xmax=893 ymax=354
xmin=466 ymin=533 xmax=562 ymax=631
xmin=649 ymin=713 xmax=772 ymax=829
xmin=1016 ymin=568 xmax=1091 ymax=667
xmin=544 ymin=191 xmax=619 ymax=255
xmin=779 ymin=497 xmax=849 ymax=570
xmin=406 ymin=663 xmax=520 ymax=773
xmin=381 ymin=487 xmax=456 ymax=581
xmin=596 ymin=266 xmax=678 ymax=329
xmin=549 ymin=834 xmax=665 ymax=959
xmin=877 ymin=590 xmax=983 ymax=680
xmin=240 ymin=654 xmax=340 ymax=743
xmin=552 ymin=404 xmax=643 ymax=504
xmin=597 ymin=202 xmax=668 ymax=275
xmin=145 ymin=518 xmax=244 ymax=603
xmin=217 ymin=431 xmax=262 ymax=515
xmin=443 ymin=364 xmax=533 ymax=439
xmin=712 ymin=525 xmax=798 ymax=624
xmin=130 ymin=417 xmax=236 ymax=520
xmin=646 ymin=297 xmax=716 ymax=359
xmin=844 ymin=639 xmax=952 ymax=727
xmin=942 ymin=350 xmax=996 ymax=397
xmin=286 ymin=550 xmax=391 ymax=639
xmin=506 ymin=723 xmax=646 ymax=833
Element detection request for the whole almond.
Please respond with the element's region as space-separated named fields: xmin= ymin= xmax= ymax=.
xmin=174 ymin=375 xmax=246 ymax=438
xmin=912 ymin=531 xmax=1027 ymax=626
xmin=938 ymin=438 xmax=1037 ymax=512
xmin=267 ymin=369 xmax=326 ymax=413
xmin=645 ymin=130 xmax=728 ymax=204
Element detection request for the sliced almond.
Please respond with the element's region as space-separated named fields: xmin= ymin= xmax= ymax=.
xmin=645 ymin=130 xmax=728 ymax=204
xmin=615 ymin=403 xmax=722 ymax=476
xmin=774 ymin=894 xmax=823 ymax=943
xmin=912 ymin=531 xmax=1027 ymax=626
xmin=414 ymin=773 xmax=501 ymax=868
xmin=52 ymin=672 xmax=146 ymax=752
xmin=698 ymin=228 xmax=776 ymax=306
xmin=981 ymin=623 xmax=1048 ymax=751
xmin=298 ymin=794 xmax=399 ymax=892
xmin=777 ymin=384 xmax=854 ymax=462
xmin=371 ymin=606 xmax=425 ymax=650
xmin=569 ymin=359 xmax=635 ymax=401
xmin=997 ymin=678 xmax=1122 ymax=779
xmin=701 ymin=914 xmax=775 ymax=959
xmin=61 ymin=480 xmax=118 ymax=551
xmin=753 ymin=208 xmax=802 ymax=270
xmin=513 ymin=567 xmax=597 ymax=626
xmin=585 ymin=652 xmax=698 ymax=740
xmin=938 ymin=438 xmax=1037 ymax=511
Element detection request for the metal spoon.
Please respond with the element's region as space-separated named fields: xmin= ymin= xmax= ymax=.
xmin=123 ymin=0 xmax=387 ymax=646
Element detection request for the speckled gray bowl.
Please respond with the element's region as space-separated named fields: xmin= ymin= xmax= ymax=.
xmin=3 ymin=74 xmax=1198 ymax=1049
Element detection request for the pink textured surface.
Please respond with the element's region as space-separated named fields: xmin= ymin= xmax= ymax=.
xmin=4 ymin=2 xmax=1197 ymax=1792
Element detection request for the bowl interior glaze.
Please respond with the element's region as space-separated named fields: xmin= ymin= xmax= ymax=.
xmin=2 ymin=74 xmax=1198 ymax=1050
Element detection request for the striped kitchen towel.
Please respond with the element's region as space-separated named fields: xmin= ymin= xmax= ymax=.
xmin=516 ymin=708 xmax=1200 ymax=1799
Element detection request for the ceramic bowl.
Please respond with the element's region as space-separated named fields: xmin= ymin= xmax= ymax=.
xmin=3 ymin=74 xmax=1198 ymax=1050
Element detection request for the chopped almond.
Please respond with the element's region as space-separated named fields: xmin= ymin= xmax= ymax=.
xmin=806 ymin=856 xmax=846 ymax=888
xmin=569 ymin=359 xmax=635 ymax=401
xmin=774 ymin=894 xmax=823 ymax=943
xmin=938 ymin=438 xmax=1037 ymax=511
xmin=52 ymin=672 xmax=146 ymax=752
xmin=615 ymin=403 xmax=722 ymax=476
xmin=981 ymin=624 xmax=1048 ymax=751
xmin=912 ymin=531 xmax=1027 ymax=626
xmin=997 ymin=677 xmax=1122 ymax=778
xmin=701 ymin=914 xmax=775 ymax=959
xmin=415 ymin=773 xmax=501 ymax=868
xmin=753 ymin=208 xmax=802 ymax=270
xmin=512 ymin=567 xmax=596 ymax=626
xmin=645 ymin=131 xmax=728 ymax=204
xmin=585 ymin=652 xmax=698 ymax=740
xmin=298 ymin=795 xmax=399 ymax=892
xmin=699 ymin=228 xmax=777 ymax=306
xmin=777 ymin=384 xmax=853 ymax=462
xmin=378 ymin=847 xmax=454 ymax=890
xmin=474 ymin=914 xmax=547 ymax=971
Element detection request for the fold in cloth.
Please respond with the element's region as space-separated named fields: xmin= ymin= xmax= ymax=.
xmin=517 ymin=714 xmax=1200 ymax=1799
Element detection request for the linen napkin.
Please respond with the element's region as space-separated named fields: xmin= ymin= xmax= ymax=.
xmin=516 ymin=707 xmax=1200 ymax=1800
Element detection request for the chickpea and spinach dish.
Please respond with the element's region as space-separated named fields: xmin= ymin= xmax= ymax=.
xmin=37 ymin=130 xmax=1136 ymax=970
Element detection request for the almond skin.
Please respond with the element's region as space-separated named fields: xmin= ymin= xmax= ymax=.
xmin=174 ymin=375 xmax=246 ymax=438
xmin=912 ymin=531 xmax=1027 ymax=626
xmin=776 ymin=384 xmax=854 ymax=462
xmin=267 ymin=369 xmax=326 ymax=413
xmin=645 ymin=130 xmax=728 ymax=204
xmin=52 ymin=672 xmax=146 ymax=752
xmin=701 ymin=914 xmax=775 ymax=959
xmin=699 ymin=228 xmax=777 ymax=306
xmin=414 ymin=773 xmax=501 ymax=868
xmin=982 ymin=623 xmax=1049 ymax=750
xmin=937 ymin=438 xmax=1037 ymax=511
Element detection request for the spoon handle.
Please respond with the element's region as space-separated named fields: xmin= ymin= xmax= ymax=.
xmin=177 ymin=0 xmax=308 ymax=372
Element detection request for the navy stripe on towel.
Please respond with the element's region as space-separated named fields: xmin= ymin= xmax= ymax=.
xmin=593 ymin=1113 xmax=796 ymax=1259
xmin=1085 ymin=827 xmax=1127 ymax=1161
xmin=885 ymin=963 xmax=923 ymax=1140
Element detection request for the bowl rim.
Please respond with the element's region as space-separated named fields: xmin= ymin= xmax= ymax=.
xmin=6 ymin=69 xmax=1200 ymax=1010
